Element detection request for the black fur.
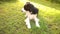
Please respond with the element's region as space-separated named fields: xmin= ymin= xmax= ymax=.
xmin=24 ymin=2 xmax=38 ymax=14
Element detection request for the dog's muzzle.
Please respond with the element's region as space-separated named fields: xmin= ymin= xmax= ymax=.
xmin=21 ymin=8 xmax=26 ymax=12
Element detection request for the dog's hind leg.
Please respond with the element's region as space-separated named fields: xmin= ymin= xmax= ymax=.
xmin=34 ymin=17 xmax=40 ymax=27
xmin=25 ymin=18 xmax=31 ymax=29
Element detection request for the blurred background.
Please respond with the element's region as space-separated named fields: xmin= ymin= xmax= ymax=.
xmin=0 ymin=0 xmax=60 ymax=34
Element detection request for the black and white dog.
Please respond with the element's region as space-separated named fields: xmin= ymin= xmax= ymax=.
xmin=21 ymin=2 xmax=40 ymax=29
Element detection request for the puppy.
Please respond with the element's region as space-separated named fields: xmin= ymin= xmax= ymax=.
xmin=21 ymin=2 xmax=40 ymax=29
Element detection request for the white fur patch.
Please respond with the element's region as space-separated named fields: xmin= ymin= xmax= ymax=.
xmin=25 ymin=11 xmax=40 ymax=28
xmin=21 ymin=8 xmax=26 ymax=12
xmin=21 ymin=6 xmax=40 ymax=29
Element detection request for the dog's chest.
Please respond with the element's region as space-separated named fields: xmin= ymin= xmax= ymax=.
xmin=26 ymin=11 xmax=37 ymax=19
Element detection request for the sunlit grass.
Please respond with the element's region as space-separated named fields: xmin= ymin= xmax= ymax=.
xmin=0 ymin=0 xmax=60 ymax=34
xmin=29 ymin=0 xmax=60 ymax=34
xmin=18 ymin=0 xmax=60 ymax=34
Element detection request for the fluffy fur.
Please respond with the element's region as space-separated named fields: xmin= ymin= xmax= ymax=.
xmin=21 ymin=2 xmax=40 ymax=29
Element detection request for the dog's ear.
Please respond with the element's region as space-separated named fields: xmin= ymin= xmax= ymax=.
xmin=26 ymin=2 xmax=30 ymax=5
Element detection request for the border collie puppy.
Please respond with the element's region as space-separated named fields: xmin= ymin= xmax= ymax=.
xmin=21 ymin=2 xmax=40 ymax=29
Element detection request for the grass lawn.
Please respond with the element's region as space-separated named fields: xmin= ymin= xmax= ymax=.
xmin=30 ymin=0 xmax=60 ymax=34
xmin=0 ymin=0 xmax=60 ymax=34
xmin=30 ymin=0 xmax=60 ymax=10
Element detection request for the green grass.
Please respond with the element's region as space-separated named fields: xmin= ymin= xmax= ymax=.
xmin=0 ymin=1 xmax=48 ymax=34
xmin=0 ymin=0 xmax=60 ymax=34
xmin=30 ymin=0 xmax=60 ymax=10
xmin=30 ymin=0 xmax=60 ymax=34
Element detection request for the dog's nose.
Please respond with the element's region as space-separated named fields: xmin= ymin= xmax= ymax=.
xmin=21 ymin=8 xmax=24 ymax=12
xmin=21 ymin=8 xmax=26 ymax=12
xmin=21 ymin=9 xmax=23 ymax=12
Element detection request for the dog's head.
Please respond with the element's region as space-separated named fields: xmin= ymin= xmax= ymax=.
xmin=21 ymin=2 xmax=38 ymax=14
xmin=21 ymin=2 xmax=34 ymax=12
